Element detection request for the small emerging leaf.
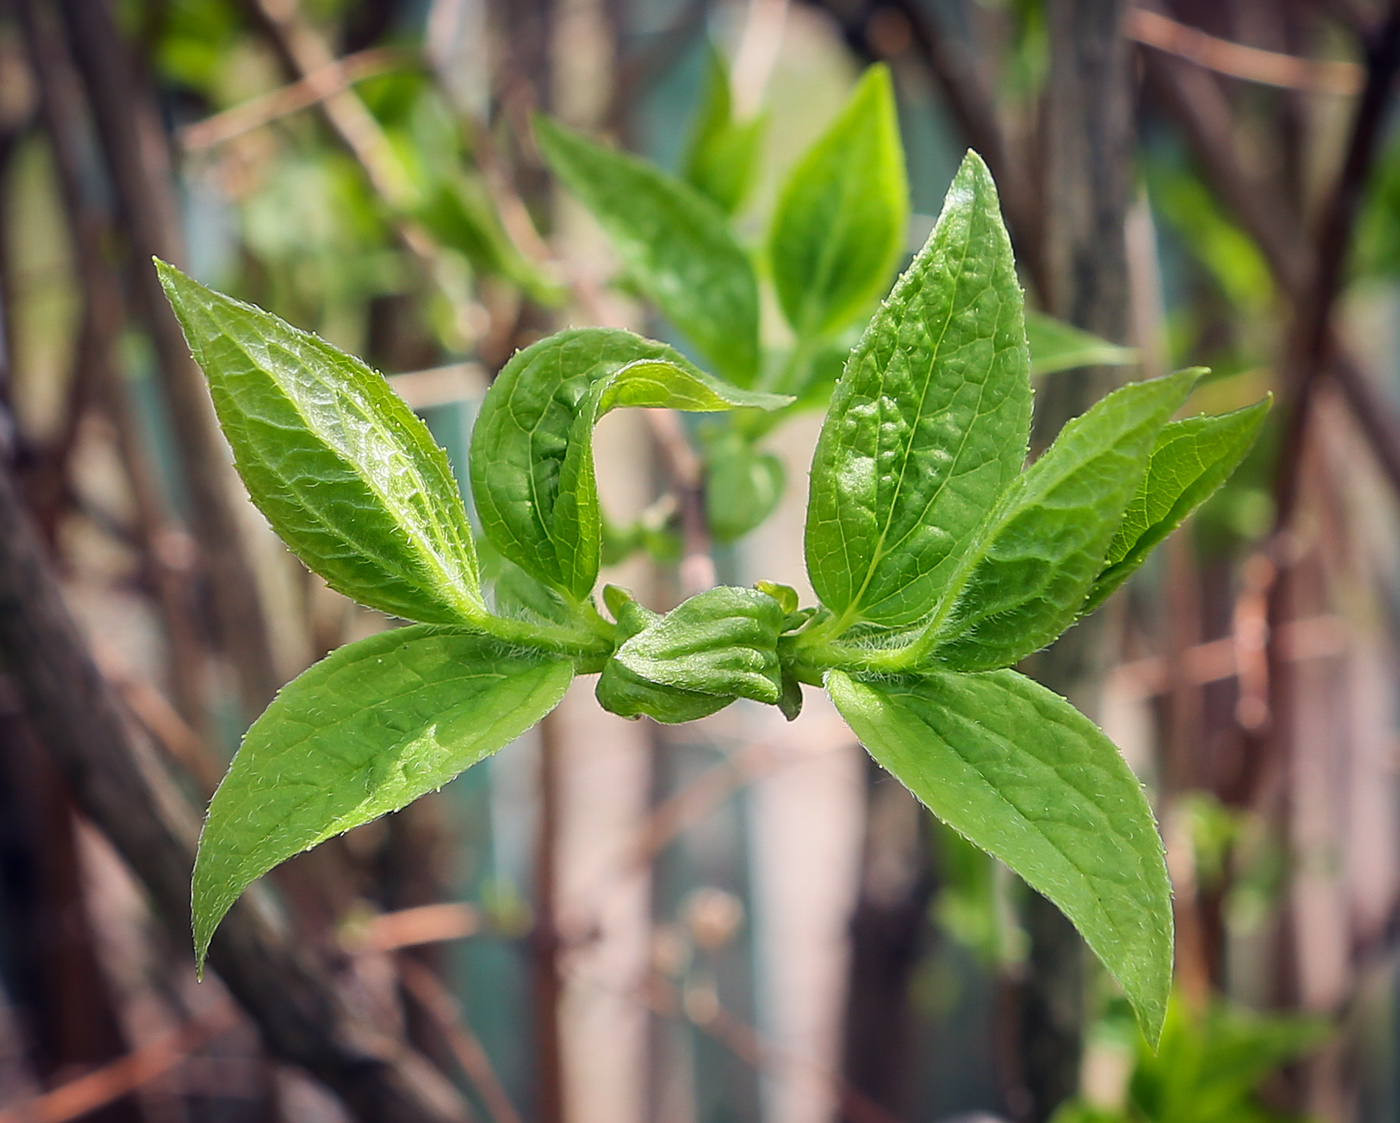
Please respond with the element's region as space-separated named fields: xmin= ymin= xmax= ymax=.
xmin=536 ymin=116 xmax=761 ymax=385
xmin=616 ymin=586 xmax=786 ymax=704
xmin=471 ymin=328 xmax=788 ymax=600
xmin=932 ymin=369 xmax=1198 ymax=670
xmin=805 ymin=151 xmax=1032 ymax=628
xmin=828 ymin=668 xmax=1173 ymax=1045
xmin=682 ymin=47 xmax=764 ymax=215
xmin=703 ymin=429 xmax=785 ymax=543
xmin=769 ymin=64 xmax=908 ymax=340
xmin=596 ymin=592 xmax=730 ymax=723
xmin=193 ymin=626 xmax=573 ymax=964
xmin=157 ymin=262 xmax=484 ymax=625
xmin=1027 ymin=310 xmax=1138 ymax=376
xmin=1083 ymin=396 xmax=1271 ymax=615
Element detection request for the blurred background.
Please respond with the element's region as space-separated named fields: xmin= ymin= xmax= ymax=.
xmin=1 ymin=1 xmax=1398 ymax=1121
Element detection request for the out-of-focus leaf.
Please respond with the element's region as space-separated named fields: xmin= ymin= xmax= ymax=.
xmin=1027 ymin=311 xmax=1137 ymax=376
xmin=769 ymin=65 xmax=908 ymax=340
xmin=682 ymin=47 xmax=764 ymax=215
xmin=536 ymin=116 xmax=761 ymax=385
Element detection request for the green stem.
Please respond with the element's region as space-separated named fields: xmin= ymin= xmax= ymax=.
xmin=465 ymin=605 xmax=615 ymax=669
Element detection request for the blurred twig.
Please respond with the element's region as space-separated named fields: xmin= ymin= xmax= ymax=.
xmin=1129 ymin=9 xmax=1363 ymax=94
xmin=0 ymin=462 xmax=474 ymax=1123
xmin=18 ymin=0 xmax=209 ymax=725
xmin=634 ymin=972 xmax=905 ymax=1123
xmin=399 ymin=959 xmax=524 ymax=1123
xmin=178 ymin=46 xmax=415 ymax=152
xmin=56 ymin=0 xmax=282 ymax=718
xmin=0 ymin=1010 xmax=235 ymax=1123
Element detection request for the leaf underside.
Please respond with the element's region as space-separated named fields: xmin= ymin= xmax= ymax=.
xmin=828 ymin=668 xmax=1173 ymax=1045
xmin=1083 ymin=397 xmax=1270 ymax=615
xmin=193 ymin=626 xmax=572 ymax=964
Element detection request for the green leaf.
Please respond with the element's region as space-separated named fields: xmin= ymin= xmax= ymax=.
xmin=595 ymin=592 xmax=731 ymax=723
xmin=682 ymin=47 xmax=764 ymax=215
xmin=536 ymin=116 xmax=761 ymax=385
xmin=415 ymin=173 xmax=563 ymax=306
xmin=931 ymin=370 xmax=1197 ymax=671
xmin=616 ymin=586 xmax=786 ymax=704
xmin=156 ymin=262 xmax=484 ymax=625
xmin=1082 ymin=397 xmax=1271 ymax=615
xmin=703 ymin=429 xmax=784 ymax=543
xmin=769 ymin=65 xmax=908 ymax=340
xmin=192 ymin=625 xmax=573 ymax=963
xmin=804 ymin=151 xmax=1032 ymax=628
xmin=827 ymin=668 xmax=1173 ymax=1044
xmin=1026 ymin=310 xmax=1138 ymax=376
xmin=470 ymin=328 xmax=789 ymax=600
xmin=1133 ymin=996 xmax=1328 ymax=1123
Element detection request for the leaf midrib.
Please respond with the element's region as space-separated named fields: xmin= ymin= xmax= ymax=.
xmin=216 ymin=322 xmax=480 ymax=621
xmin=834 ymin=205 xmax=980 ymax=630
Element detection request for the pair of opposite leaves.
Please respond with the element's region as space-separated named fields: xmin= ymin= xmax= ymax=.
xmin=161 ymin=151 xmax=1266 ymax=1046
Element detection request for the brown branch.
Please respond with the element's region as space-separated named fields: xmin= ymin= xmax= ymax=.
xmin=0 ymin=462 xmax=473 ymax=1123
xmin=55 ymin=0 xmax=281 ymax=717
xmin=18 ymin=0 xmax=209 ymax=724
xmin=398 ymin=960 xmax=524 ymax=1123
xmin=0 ymin=1012 xmax=234 ymax=1123
xmin=1139 ymin=18 xmax=1400 ymax=503
xmin=1273 ymin=1 xmax=1400 ymax=530
xmin=634 ymin=973 xmax=905 ymax=1123
xmin=646 ymin=410 xmax=715 ymax=594
xmin=1129 ymin=9 xmax=1363 ymax=95
xmin=344 ymin=904 xmax=482 ymax=955
xmin=241 ymin=0 xmax=437 ymax=264
xmin=178 ymin=47 xmax=413 ymax=153
xmin=1140 ymin=49 xmax=1312 ymax=299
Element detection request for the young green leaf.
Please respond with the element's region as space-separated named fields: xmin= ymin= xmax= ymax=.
xmin=614 ymin=585 xmax=786 ymax=704
xmin=416 ymin=173 xmax=564 ymax=306
xmin=682 ymin=47 xmax=764 ymax=216
xmin=536 ymin=116 xmax=761 ymax=385
xmin=930 ymin=370 xmax=1198 ymax=671
xmin=157 ymin=262 xmax=485 ymax=626
xmin=827 ymin=668 xmax=1173 ymax=1045
xmin=1082 ymin=397 xmax=1271 ymax=615
xmin=703 ymin=429 xmax=785 ymax=543
xmin=192 ymin=625 xmax=573 ymax=964
xmin=769 ymin=64 xmax=908 ymax=340
xmin=1026 ymin=310 xmax=1138 ymax=376
xmin=805 ymin=151 xmax=1032 ymax=629
xmin=596 ymin=592 xmax=731 ymax=723
xmin=470 ymin=328 xmax=788 ymax=600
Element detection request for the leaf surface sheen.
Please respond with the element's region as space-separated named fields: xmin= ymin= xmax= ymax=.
xmin=827 ymin=668 xmax=1172 ymax=1045
xmin=157 ymin=262 xmax=483 ymax=625
xmin=932 ymin=369 xmax=1198 ymax=670
xmin=536 ymin=117 xmax=761 ymax=385
xmin=1083 ymin=397 xmax=1270 ymax=615
xmin=470 ymin=328 xmax=787 ymax=600
xmin=193 ymin=625 xmax=573 ymax=964
xmin=769 ymin=64 xmax=908 ymax=339
xmin=805 ymin=151 xmax=1032 ymax=628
